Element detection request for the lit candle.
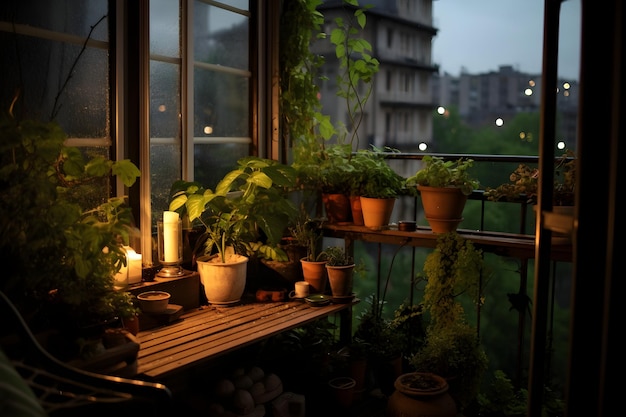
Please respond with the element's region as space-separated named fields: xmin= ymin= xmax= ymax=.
xmin=163 ymin=211 xmax=180 ymax=263
xmin=125 ymin=247 xmax=143 ymax=284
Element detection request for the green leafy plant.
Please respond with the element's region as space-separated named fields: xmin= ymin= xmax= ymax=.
xmin=169 ymin=157 xmax=298 ymax=264
xmin=406 ymin=155 xmax=480 ymax=195
xmin=320 ymin=245 xmax=354 ymax=266
xmin=349 ymin=146 xmax=407 ymax=198
xmin=288 ymin=213 xmax=324 ymax=262
xmin=284 ymin=0 xmax=380 ymax=200
xmin=0 ymin=107 xmax=141 ymax=336
xmin=409 ymin=232 xmax=489 ymax=411
xmin=484 ymin=149 xmax=575 ymax=206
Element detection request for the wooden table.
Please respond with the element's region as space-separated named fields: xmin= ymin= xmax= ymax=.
xmin=135 ymin=299 xmax=356 ymax=381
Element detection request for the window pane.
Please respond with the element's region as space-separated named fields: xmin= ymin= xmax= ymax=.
xmin=150 ymin=61 xmax=182 ymax=221
xmin=194 ymin=143 xmax=249 ymax=189
xmin=150 ymin=0 xmax=180 ymax=57
xmin=194 ymin=69 xmax=249 ymax=137
xmin=0 ymin=7 xmax=109 ymax=133
xmin=193 ymin=1 xmax=249 ymax=70
xmin=0 ymin=0 xmax=108 ymax=40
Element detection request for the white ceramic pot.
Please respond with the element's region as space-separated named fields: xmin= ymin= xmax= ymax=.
xmin=197 ymin=254 xmax=249 ymax=305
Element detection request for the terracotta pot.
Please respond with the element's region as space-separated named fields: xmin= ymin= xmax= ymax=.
xmin=387 ymin=373 xmax=457 ymax=417
xmin=350 ymin=195 xmax=364 ymax=226
xmin=326 ymin=264 xmax=354 ymax=297
xmin=322 ymin=193 xmax=351 ymax=223
xmin=197 ymin=254 xmax=248 ymax=305
xmin=300 ymin=258 xmax=328 ymax=294
xmin=360 ymin=196 xmax=395 ymax=230
xmin=328 ymin=377 xmax=356 ymax=408
xmin=417 ymin=185 xmax=468 ymax=233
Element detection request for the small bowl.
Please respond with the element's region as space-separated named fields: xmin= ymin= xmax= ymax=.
xmin=137 ymin=291 xmax=171 ymax=314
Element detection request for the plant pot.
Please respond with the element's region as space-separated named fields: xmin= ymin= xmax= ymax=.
xmin=197 ymin=254 xmax=249 ymax=305
xmin=417 ymin=185 xmax=468 ymax=233
xmin=350 ymin=195 xmax=364 ymax=226
xmin=360 ymin=196 xmax=395 ymax=230
xmin=322 ymin=193 xmax=351 ymax=223
xmin=328 ymin=376 xmax=356 ymax=409
xmin=387 ymin=373 xmax=457 ymax=417
xmin=326 ymin=264 xmax=354 ymax=297
xmin=300 ymin=258 xmax=328 ymax=294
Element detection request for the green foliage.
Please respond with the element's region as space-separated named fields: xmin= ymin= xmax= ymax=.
xmin=320 ymin=246 xmax=354 ymax=266
xmin=288 ymin=213 xmax=323 ymax=261
xmin=410 ymin=232 xmax=489 ymax=411
xmin=0 ymin=109 xmax=141 ymax=333
xmin=330 ymin=0 xmax=379 ymax=148
xmin=484 ymin=149 xmax=576 ymax=206
xmin=477 ymin=369 xmax=565 ymax=417
xmin=406 ymin=155 xmax=480 ymax=195
xmin=169 ymin=157 xmax=298 ymax=263
xmin=411 ymin=321 xmax=488 ymax=411
xmin=284 ymin=0 xmax=380 ymax=199
xmin=353 ymin=294 xmax=403 ymax=360
xmin=350 ymin=146 xmax=407 ymax=198
xmin=421 ymin=232 xmax=486 ymax=330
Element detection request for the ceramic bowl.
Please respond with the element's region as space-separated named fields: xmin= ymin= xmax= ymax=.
xmin=137 ymin=291 xmax=171 ymax=314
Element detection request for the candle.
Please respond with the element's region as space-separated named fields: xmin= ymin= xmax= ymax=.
xmin=163 ymin=211 xmax=180 ymax=263
xmin=125 ymin=247 xmax=143 ymax=284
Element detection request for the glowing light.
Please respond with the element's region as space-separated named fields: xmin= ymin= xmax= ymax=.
xmin=495 ymin=118 xmax=504 ymax=127
xmin=563 ymin=82 xmax=570 ymax=89
xmin=204 ymin=125 xmax=213 ymax=135
xmin=557 ymin=141 xmax=566 ymax=149
xmin=519 ymin=132 xmax=526 ymax=140
xmin=418 ymin=142 xmax=428 ymax=151
xmin=528 ymin=80 xmax=536 ymax=87
xmin=158 ymin=104 xmax=166 ymax=112
xmin=437 ymin=106 xmax=445 ymax=115
xmin=525 ymin=88 xmax=533 ymax=96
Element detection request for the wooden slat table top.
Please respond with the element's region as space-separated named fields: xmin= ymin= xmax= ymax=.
xmin=135 ymin=300 xmax=356 ymax=380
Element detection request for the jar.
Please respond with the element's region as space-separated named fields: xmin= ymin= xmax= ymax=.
xmin=387 ymin=373 xmax=457 ymax=417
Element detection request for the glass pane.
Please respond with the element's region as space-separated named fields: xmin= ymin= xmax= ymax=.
xmin=0 ymin=0 xmax=108 ymax=40
xmin=193 ymin=69 xmax=249 ymax=137
xmin=194 ymin=143 xmax=249 ymax=189
xmin=193 ymin=1 xmax=249 ymax=70
xmin=0 ymin=36 xmax=108 ymax=136
xmin=151 ymin=143 xmax=182 ymax=220
xmin=150 ymin=60 xmax=182 ymax=223
xmin=150 ymin=0 xmax=180 ymax=57
xmin=150 ymin=61 xmax=181 ymax=138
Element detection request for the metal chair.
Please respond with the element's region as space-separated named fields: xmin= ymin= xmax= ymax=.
xmin=0 ymin=291 xmax=172 ymax=416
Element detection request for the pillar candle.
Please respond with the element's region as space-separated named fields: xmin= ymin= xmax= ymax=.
xmin=163 ymin=211 xmax=180 ymax=263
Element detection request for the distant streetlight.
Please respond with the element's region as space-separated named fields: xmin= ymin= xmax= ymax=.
xmin=437 ymin=106 xmax=445 ymax=115
xmin=419 ymin=142 xmax=428 ymax=151
xmin=495 ymin=118 xmax=504 ymax=127
xmin=557 ymin=141 xmax=566 ymax=150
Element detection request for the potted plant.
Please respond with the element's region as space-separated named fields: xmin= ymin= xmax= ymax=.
xmin=350 ymin=146 xmax=407 ymax=229
xmin=484 ymin=149 xmax=575 ymax=207
xmin=405 ymin=156 xmax=480 ymax=233
xmin=320 ymin=246 xmax=358 ymax=298
xmin=168 ymin=156 xmax=298 ymax=305
xmin=387 ymin=372 xmax=458 ymax=417
xmin=353 ymin=295 xmax=403 ymax=389
xmin=0 ymin=108 xmax=142 ymax=361
xmin=409 ymin=231 xmax=489 ymax=412
xmin=284 ymin=0 xmax=379 ymax=224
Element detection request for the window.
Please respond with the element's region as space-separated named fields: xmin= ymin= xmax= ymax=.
xmin=146 ymin=0 xmax=254 ymax=264
xmin=1 ymin=0 xmax=265 ymax=267
xmin=0 ymin=0 xmax=112 ymax=211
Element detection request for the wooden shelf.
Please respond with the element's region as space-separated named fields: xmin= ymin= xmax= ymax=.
xmin=322 ymin=223 xmax=572 ymax=262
